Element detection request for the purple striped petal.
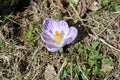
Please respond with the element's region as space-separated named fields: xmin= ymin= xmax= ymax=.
xmin=46 ymin=44 xmax=60 ymax=52
xmin=58 ymin=20 xmax=69 ymax=34
xmin=66 ymin=27 xmax=78 ymax=44
xmin=43 ymin=18 xmax=57 ymax=33
xmin=41 ymin=30 xmax=55 ymax=44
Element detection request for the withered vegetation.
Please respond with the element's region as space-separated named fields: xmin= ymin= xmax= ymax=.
xmin=0 ymin=0 xmax=120 ymax=80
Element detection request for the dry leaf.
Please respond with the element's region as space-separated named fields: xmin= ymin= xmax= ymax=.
xmin=79 ymin=0 xmax=87 ymax=17
xmin=101 ymin=64 xmax=113 ymax=72
xmin=45 ymin=64 xmax=59 ymax=80
xmin=87 ymin=1 xmax=101 ymax=11
xmin=79 ymin=0 xmax=101 ymax=17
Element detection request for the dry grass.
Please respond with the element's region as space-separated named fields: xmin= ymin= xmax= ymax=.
xmin=0 ymin=0 xmax=120 ymax=80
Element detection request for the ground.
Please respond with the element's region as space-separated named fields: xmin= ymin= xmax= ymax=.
xmin=0 ymin=0 xmax=120 ymax=80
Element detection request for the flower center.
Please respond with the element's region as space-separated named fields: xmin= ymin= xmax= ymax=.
xmin=55 ymin=31 xmax=61 ymax=43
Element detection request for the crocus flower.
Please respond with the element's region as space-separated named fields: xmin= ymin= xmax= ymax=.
xmin=40 ymin=18 xmax=78 ymax=52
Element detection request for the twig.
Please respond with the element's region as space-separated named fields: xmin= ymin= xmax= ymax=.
xmin=58 ymin=58 xmax=67 ymax=76
xmin=15 ymin=45 xmax=27 ymax=50
xmin=8 ymin=18 xmax=26 ymax=27
xmin=70 ymin=3 xmax=84 ymax=25
xmin=78 ymin=65 xmax=89 ymax=80
xmin=88 ymin=33 xmax=120 ymax=52
xmin=98 ymin=14 xmax=120 ymax=35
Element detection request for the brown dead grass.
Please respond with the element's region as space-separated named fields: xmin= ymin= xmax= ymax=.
xmin=0 ymin=0 xmax=120 ymax=80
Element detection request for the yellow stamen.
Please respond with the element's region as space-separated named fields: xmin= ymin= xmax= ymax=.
xmin=55 ymin=31 xmax=61 ymax=43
